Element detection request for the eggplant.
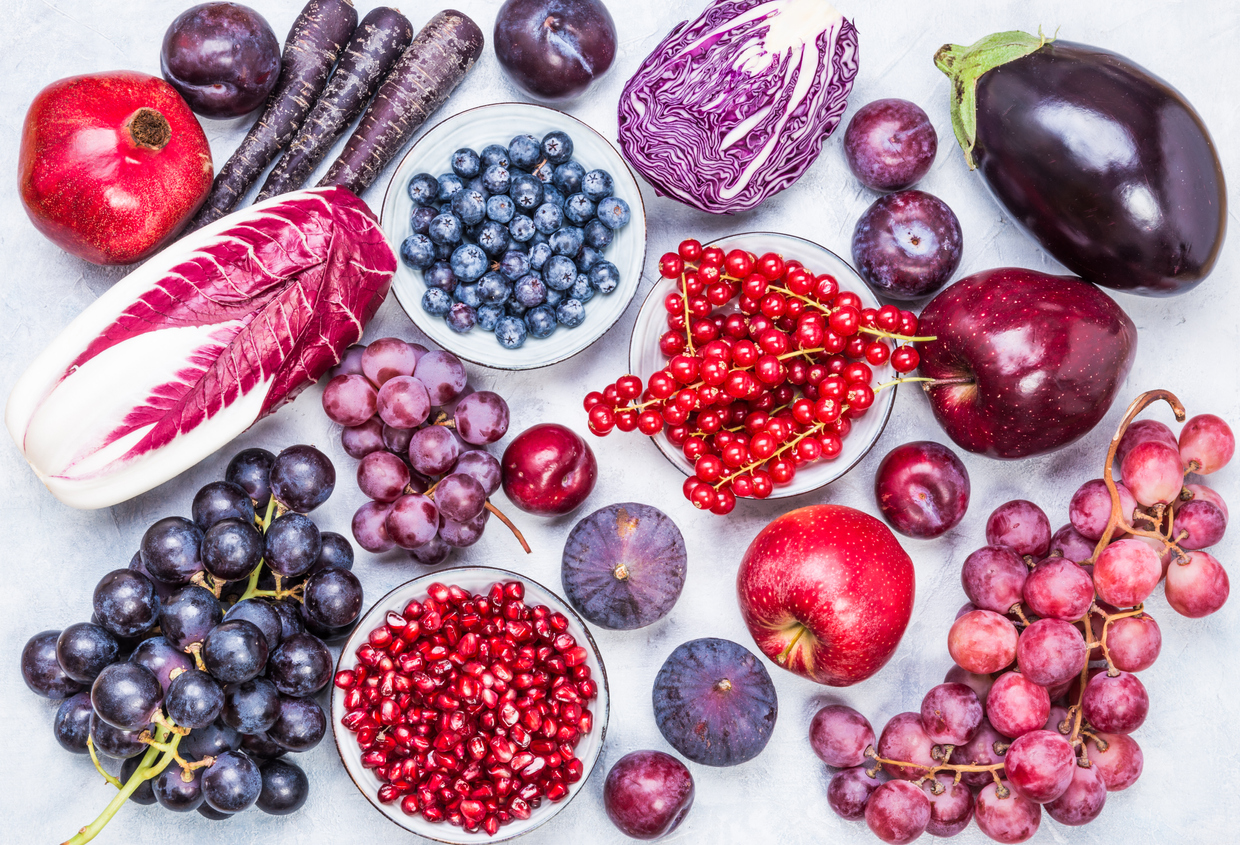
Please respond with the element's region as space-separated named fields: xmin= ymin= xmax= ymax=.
xmin=936 ymin=31 xmax=1226 ymax=297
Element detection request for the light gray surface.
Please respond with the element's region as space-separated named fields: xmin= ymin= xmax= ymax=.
xmin=1 ymin=1 xmax=1237 ymax=843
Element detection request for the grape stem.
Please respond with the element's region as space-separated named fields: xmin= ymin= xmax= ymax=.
xmin=86 ymin=737 xmax=122 ymax=788
xmin=862 ymin=744 xmax=1007 ymax=791
xmin=483 ymin=500 xmax=531 ymax=554
xmin=238 ymin=497 xmax=280 ymax=603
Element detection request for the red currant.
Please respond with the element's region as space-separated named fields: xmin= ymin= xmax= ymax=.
xmin=731 ymin=340 xmax=758 ymax=368
xmin=587 ymin=405 xmax=615 ymax=435
xmin=602 ymin=384 xmax=619 ymax=406
xmin=710 ymin=486 xmax=736 ymax=516
xmin=697 ymin=409 xmax=724 ymax=433
xmin=785 ymin=359 xmax=809 ymax=385
xmin=791 ymin=399 xmax=816 ymax=426
xmin=744 ymin=411 xmax=770 ymax=434
xmin=758 ymin=252 xmax=785 ymax=281
xmin=669 ymin=355 xmax=700 ymax=384
xmin=898 ymin=310 xmax=919 ymax=337
xmin=700 ymin=339 xmax=732 ymax=362
xmin=683 ymin=272 xmax=704 ymax=296
xmin=814 ymin=274 xmax=839 ymax=302
xmin=844 ymin=335 xmax=868 ymax=359
xmin=820 ymin=431 xmax=843 ymax=459
xmin=697 ymin=263 xmax=721 ymax=286
xmin=615 ymin=409 xmax=638 ymax=432
xmin=738 ymin=294 xmax=760 ymax=315
xmin=750 ymin=432 xmax=778 ymax=460
xmin=828 ymin=306 xmax=860 ymax=336
xmin=891 ymin=346 xmax=920 ymax=373
xmin=706 ymin=283 xmax=732 ymax=307
xmin=843 ymin=362 xmax=872 ymax=385
xmin=663 ymin=292 xmax=684 ymax=314
xmin=864 ymin=341 xmax=890 ymax=367
xmin=769 ymin=457 xmax=796 ymax=485
xmin=674 ymin=389 xmax=698 ymax=411
xmin=666 ymin=311 xmax=687 ymax=332
xmin=690 ymin=319 xmax=719 ymax=345
xmin=648 ymin=371 xmax=676 ymax=399
xmin=742 ymin=273 xmax=768 ymax=300
xmin=876 ymin=304 xmax=901 ymax=332
xmin=663 ymin=402 xmax=689 ymax=425
xmin=637 ymin=410 xmax=663 ymax=435
xmin=758 ymin=329 xmax=790 ymax=356
xmin=701 ymin=246 xmax=725 ymax=268
xmin=683 ymin=476 xmax=703 ymax=501
xmin=678 ymin=238 xmax=703 ymax=262
xmin=815 ymin=397 xmax=842 ymax=423
xmin=766 ymin=417 xmax=792 ymax=442
xmin=731 ymin=475 xmax=754 ymax=498
xmin=751 ymin=471 xmax=773 ymax=499
xmin=723 ymin=313 xmax=748 ymax=339
xmin=826 ymin=355 xmax=849 ymax=374
xmin=616 ymin=375 xmax=643 ymax=400
xmin=700 ymin=358 xmax=728 ymax=386
xmin=754 ymin=355 xmax=785 ymax=386
xmin=835 ymin=291 xmax=862 ymax=311
xmin=667 ymin=424 xmax=689 ymax=446
xmin=785 ymin=268 xmax=812 ymax=295
xmin=859 ymin=308 xmax=879 ymax=329
xmin=683 ymin=437 xmax=708 ymax=461
xmin=722 ymin=443 xmax=748 ymax=468
xmin=795 ymin=437 xmax=823 ymax=462
xmin=725 ymin=370 xmax=757 ymax=399
xmin=746 ymin=314 xmax=773 ymax=337
xmin=695 ymin=453 xmax=724 ymax=483
xmin=583 ymin=391 xmax=604 ymax=411
xmin=698 ymin=385 xmax=723 ymax=406
xmin=725 ymin=249 xmax=754 ymax=278
xmin=759 ymin=292 xmax=786 ymax=320
xmin=835 ymin=416 xmax=852 ymax=439
xmin=847 ymin=384 xmax=875 ymax=411
xmin=690 ymin=484 xmax=717 ymax=511
xmin=820 ymin=374 xmax=847 ymax=400
xmin=659 ymin=331 xmax=686 ymax=357
xmin=659 ymin=252 xmax=684 ymax=279
xmin=821 ymin=331 xmax=846 ymax=354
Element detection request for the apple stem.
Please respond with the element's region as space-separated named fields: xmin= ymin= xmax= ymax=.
xmin=484 ymin=500 xmax=531 ymax=554
xmin=775 ymin=625 xmax=807 ymax=665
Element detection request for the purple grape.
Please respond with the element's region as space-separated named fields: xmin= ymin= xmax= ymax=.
xmin=166 ymin=669 xmax=225 ymax=730
xmin=159 ymin=585 xmax=224 ymax=651
xmin=54 ymin=691 xmax=95 ymax=753
xmin=257 ymin=758 xmax=309 ymax=815
xmin=322 ymin=374 xmax=379 ymax=427
xmin=224 ymin=599 xmax=283 ymax=652
xmin=91 ymin=662 xmax=164 ymax=731
xmin=852 ymin=190 xmax=962 ymax=301
xmin=1174 ymin=498 xmax=1227 ymax=549
xmin=121 ymin=755 xmax=158 ymax=804
xmin=954 ymin=719 xmax=1007 ymax=788
xmin=90 ymin=714 xmax=149 ymax=758
xmin=435 ymin=473 xmax=486 ymax=522
xmin=341 ymin=417 xmax=385 ymax=459
xmin=1049 ymin=523 xmax=1096 ymax=563
xmin=922 ymin=773 xmax=974 ymax=837
xmin=413 ymin=350 xmax=467 ymax=405
xmin=827 ymin=766 xmax=878 ymax=823
xmin=408 ymin=535 xmax=452 ymax=566
xmin=865 ymin=780 xmax=930 ymax=844
xmin=987 ymin=500 xmax=1052 ymax=558
xmin=141 ymin=517 xmax=205 ymax=585
xmin=267 ymin=633 xmax=332 ymax=698
xmin=221 ymin=678 xmax=280 ymax=734
xmin=603 ymin=750 xmax=694 ymax=839
xmin=267 ymin=696 xmax=326 ymax=752
xmin=56 ymin=622 xmax=120 ymax=683
xmin=439 ymin=509 xmax=489 ymax=548
xmin=21 ymin=631 xmax=83 ymax=699
xmin=408 ymin=425 xmax=461 ymax=476
xmin=381 ymin=423 xmax=415 ymax=455
xmin=130 ymin=636 xmax=194 ymax=695
xmin=376 ymin=375 xmax=431 ymax=429
xmin=301 ymin=567 xmax=363 ymax=629
xmin=329 ymin=344 xmax=366 ymax=379
xmin=202 ymin=620 xmax=268 ymax=684
xmin=843 ymin=98 xmax=937 ymax=191
xmin=202 ymin=518 xmax=264 ymax=582
xmin=192 ymin=481 xmax=257 ymax=531
xmin=386 ymin=494 xmax=440 ymax=549
xmin=361 ymin=338 xmax=421 ymax=386
xmin=452 ymin=450 xmax=502 ymax=496
xmin=1045 ymin=762 xmax=1107 ymax=825
xmin=269 ymin=445 xmax=335 ymax=513
xmin=919 ymin=682 xmax=983 ymax=745
xmin=154 ymin=762 xmax=205 ymax=811
xmin=809 ymin=704 xmax=875 ymax=768
xmin=351 ymin=501 xmax=395 ymax=553
xmin=226 ymin=448 xmax=275 ymax=509
xmin=454 ymin=391 xmax=510 ymax=445
xmin=960 ymin=545 xmax=1027 ymax=614
xmin=202 ymin=750 xmax=262 ymax=813
xmin=356 ymin=451 xmax=411 ymax=503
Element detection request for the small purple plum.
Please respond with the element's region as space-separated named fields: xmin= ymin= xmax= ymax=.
xmin=160 ymin=3 xmax=281 ymax=119
xmin=603 ymin=750 xmax=694 ymax=840
xmin=852 ymin=190 xmax=962 ymax=300
xmin=844 ymin=99 xmax=937 ymax=191
xmin=874 ymin=441 xmax=970 ymax=539
xmin=494 ymin=0 xmax=617 ymax=102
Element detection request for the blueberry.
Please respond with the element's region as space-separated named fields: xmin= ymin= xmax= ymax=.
xmin=509 ymin=215 xmax=536 ymax=243
xmin=542 ymin=131 xmax=573 ymax=165
xmin=576 ymin=246 xmax=604 ymax=272
xmin=481 ymin=164 xmax=510 ymax=195
xmin=476 ymin=304 xmax=504 ymax=332
xmin=477 ymin=272 xmax=511 ymax=305
xmin=499 ymin=250 xmax=530 ymax=281
xmin=583 ymin=219 xmax=613 ymax=249
xmin=597 ymin=197 xmax=632 ymax=229
xmin=406 ymin=173 xmax=439 ymax=205
xmin=510 ymin=174 xmax=544 ymax=211
xmin=505 ymin=299 xmax=529 ymax=318
xmin=451 ymin=148 xmax=481 ymax=179
xmin=410 ymin=205 xmax=437 ymax=235
xmin=450 ymin=189 xmax=486 ymax=226
xmin=424 ymin=261 xmax=457 ymax=292
xmin=589 ymin=260 xmax=621 ymax=294
xmin=541 ymin=184 xmax=566 ymax=209
xmin=507 ymin=134 xmax=541 ymax=170
xmin=399 ymin=234 xmax=436 ymax=269
xmin=421 ymin=288 xmax=452 ymax=316
xmin=532 ymin=203 xmax=564 ymax=235
xmin=556 ymin=298 xmax=586 ymax=328
xmin=454 ymin=283 xmax=482 ymax=308
xmin=466 ymin=176 xmax=489 ymax=199
xmin=446 ymin=303 xmax=476 ymax=334
xmin=427 ymin=213 xmax=462 ymax=246
xmin=486 ymin=194 xmax=515 ymax=223
xmin=563 ymin=193 xmax=595 ymax=225
xmin=553 ymin=161 xmax=585 ymax=195
xmin=530 ymin=160 xmax=555 ymax=184
xmin=550 ymin=226 xmax=584 ymax=257
xmin=570 ymin=274 xmax=595 ymax=303
xmin=434 ymin=242 xmax=454 ymax=260
xmin=436 ymin=174 xmax=464 ymax=203
xmin=476 ymin=221 xmax=510 ymax=257
xmin=513 ymin=274 xmax=547 ymax=308
xmin=480 ymin=144 xmax=510 ymax=169
xmin=544 ymin=286 xmax=564 ymax=308
xmin=581 ymin=169 xmax=615 ymax=202
xmin=525 ymin=305 xmax=558 ymax=339
xmin=528 ymin=242 xmax=554 ymax=271
xmin=495 ymin=316 xmax=527 ymax=349
xmin=529 ymin=230 xmax=549 ymax=247
xmin=450 ymin=244 xmax=487 ymax=282
xmin=544 ymin=255 xmax=578 ymax=291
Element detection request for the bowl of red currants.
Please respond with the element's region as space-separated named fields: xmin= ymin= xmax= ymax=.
xmin=623 ymin=232 xmax=919 ymax=508
xmin=331 ymin=566 xmax=609 ymax=842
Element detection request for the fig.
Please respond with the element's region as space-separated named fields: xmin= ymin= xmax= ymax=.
xmin=652 ymin=637 xmax=777 ymax=767
xmin=561 ymin=503 xmax=687 ymax=630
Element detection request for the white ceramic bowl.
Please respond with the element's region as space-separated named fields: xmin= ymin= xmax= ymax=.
xmin=380 ymin=103 xmax=647 ymax=371
xmin=628 ymin=232 xmax=897 ymax=500
xmin=331 ymin=566 xmax=610 ymax=843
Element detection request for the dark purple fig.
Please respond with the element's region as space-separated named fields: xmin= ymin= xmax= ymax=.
xmin=562 ymin=503 xmax=687 ymax=630
xmin=652 ymin=638 xmax=777 ymax=767
xmin=494 ymin=0 xmax=617 ymax=102
xmin=161 ymin=2 xmax=281 ymax=119
xmin=853 ymin=190 xmax=963 ymax=300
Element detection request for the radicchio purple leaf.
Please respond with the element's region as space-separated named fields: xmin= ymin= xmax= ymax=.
xmin=618 ymin=0 xmax=859 ymax=214
xmin=6 ymin=186 xmax=395 ymax=509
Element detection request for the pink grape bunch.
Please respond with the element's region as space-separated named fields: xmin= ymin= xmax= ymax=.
xmin=811 ymin=396 xmax=1233 ymax=844
xmin=321 ymin=338 xmax=516 ymax=566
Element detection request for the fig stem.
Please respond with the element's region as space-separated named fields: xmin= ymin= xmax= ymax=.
xmin=612 ymin=562 xmax=630 ymax=581
xmin=484 ymin=500 xmax=531 ymax=554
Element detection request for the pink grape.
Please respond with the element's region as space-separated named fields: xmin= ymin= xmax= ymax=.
xmin=1081 ymin=671 xmax=1148 ymax=734
xmin=974 ymin=781 xmax=1041 ymax=844
xmin=1173 ymin=499 xmax=1226 ymax=549
xmin=1022 ymin=558 xmax=1094 ymax=621
xmin=356 ymin=451 xmax=410 ymax=503
xmin=407 ymin=425 xmax=461 ymax=477
xmin=1120 ymin=439 xmax=1183 ymax=506
xmin=1046 ymin=678 xmax=1074 ymax=703
xmin=922 ymin=774 xmax=973 ymax=836
xmin=361 ymin=338 xmax=421 ymax=385
xmin=452 ymin=450 xmax=502 ymax=496
xmin=876 ymin=712 xmax=935 ymax=781
xmin=827 ymin=766 xmax=879 ymax=821
xmin=864 ymin=780 xmax=930 ymax=845
xmin=919 ymin=682 xmax=982 ymax=745
xmin=341 ymin=417 xmax=385 ymax=459
xmin=1068 ymin=478 xmax=1138 ymax=541
xmin=1043 ymin=705 xmax=1071 ymax=734
xmin=1048 ymin=523 xmax=1096 ymax=564
xmin=351 ymin=501 xmax=395 ymax=553
xmin=948 ymin=610 xmax=1017 ymax=674
xmin=1045 ymin=762 xmax=1106 ymax=825
xmin=330 ymin=343 xmax=366 ymax=379
xmin=454 ymin=391 xmax=511 ymax=445
xmin=986 ymin=672 xmax=1050 ymax=739
xmin=322 ymin=374 xmax=378 ymax=426
xmin=1088 ymin=732 xmax=1143 ymax=791
xmin=1016 ymin=619 xmax=1087 ymax=687
xmin=986 ymin=500 xmax=1051 ymax=558
xmin=381 ymin=423 xmax=414 ymax=454
xmin=1165 ymin=550 xmax=1230 ymax=618
xmin=944 ymin=664 xmax=994 ymax=702
xmin=960 ymin=545 xmax=1028 ymax=613
xmin=1004 ymin=729 xmax=1075 ymax=803
xmin=1115 ymin=418 xmax=1178 ymax=467
xmin=434 ymin=473 xmax=486 ymax=522
xmin=809 ymin=705 xmax=875 ymax=768
xmin=955 ymin=601 xmax=977 ymax=619
xmin=1130 ymin=534 xmax=1175 ymax=579
xmin=1104 ymin=613 xmax=1161 ymax=672
xmin=385 ymin=493 xmax=439 ymax=550
xmin=440 ymin=509 xmax=489 ymax=548
xmin=414 ymin=349 xmax=467 ymax=405
xmin=1179 ymin=413 xmax=1235 ymax=474
xmin=407 ymin=535 xmax=451 ymax=567
xmin=1092 ymin=538 xmax=1161 ymax=607
xmin=376 ymin=375 xmax=431 ymax=429
xmin=953 ymin=719 xmax=1006 ymax=789
xmin=1185 ymin=483 xmax=1229 ymax=520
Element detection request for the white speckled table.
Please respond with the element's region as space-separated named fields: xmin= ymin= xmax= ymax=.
xmin=2 ymin=1 xmax=1237 ymax=843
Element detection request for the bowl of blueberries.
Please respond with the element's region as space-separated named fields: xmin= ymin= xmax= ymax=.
xmin=381 ymin=103 xmax=647 ymax=370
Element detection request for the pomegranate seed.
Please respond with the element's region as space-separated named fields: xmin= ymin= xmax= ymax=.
xmin=517 ymin=781 xmax=540 ymax=802
xmin=521 ymin=756 xmax=546 ymax=778
xmin=460 ymin=798 xmax=485 ymax=822
xmin=560 ymin=702 xmax=582 ymax=724
xmin=552 ymin=633 xmax=576 ymax=652
xmin=544 ymin=656 xmax=567 ymax=675
xmin=563 ymin=646 xmax=588 ymax=667
xmin=377 ymin=784 xmax=401 ymax=803
xmin=448 ymin=584 xmax=471 ymax=604
xmin=551 ymin=685 xmax=579 ymax=704
xmin=521 ymin=707 xmax=541 ymax=731
xmin=422 ymin=804 xmax=444 ymax=823
xmin=504 ymin=581 xmax=525 ymax=601
xmin=539 ymin=717 xmax=558 ymax=739
xmin=571 ymin=664 xmax=591 ymax=681
xmin=511 ymin=751 xmax=535 ymax=771
xmin=356 ymin=643 xmax=379 ymax=666
xmin=334 ymin=670 xmax=356 ymax=689
xmin=422 ymin=611 xmax=442 ymax=632
xmin=578 ymin=678 xmax=598 ymax=699
xmin=566 ymin=758 xmax=584 ymax=782
xmin=579 ymin=711 xmax=593 ymax=733
xmin=489 ymin=736 xmax=515 ymax=762
xmin=378 ymin=698 xmax=401 ymax=725
xmin=377 ymin=656 xmax=395 ymax=673
xmin=546 ymin=781 xmax=569 ymax=802
xmin=344 ymin=688 xmax=364 ymax=711
xmin=427 ymin=582 xmax=451 ymax=604
xmin=400 ymin=794 xmax=419 ymax=815
xmin=484 ymin=815 xmax=500 ymax=835
xmin=361 ymin=750 xmax=386 ymax=768
xmin=556 ymin=725 xmax=579 ymax=744
xmin=509 ymin=797 xmax=531 ymax=820
xmin=530 ymin=739 xmax=556 ymax=755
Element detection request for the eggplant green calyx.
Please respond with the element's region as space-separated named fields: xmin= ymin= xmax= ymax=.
xmin=935 ymin=29 xmax=1055 ymax=169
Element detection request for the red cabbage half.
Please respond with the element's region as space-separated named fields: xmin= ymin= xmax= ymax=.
xmin=618 ymin=0 xmax=859 ymax=214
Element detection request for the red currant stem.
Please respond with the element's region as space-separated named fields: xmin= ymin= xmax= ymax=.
xmin=859 ymin=326 xmax=937 ymax=342
xmin=238 ymin=496 xmax=279 ymax=603
xmin=87 ymin=737 xmax=122 ymax=788
xmin=64 ymin=726 xmax=180 ymax=845
xmin=679 ymin=271 xmax=697 ymax=356
xmin=776 ymin=346 xmax=826 ymax=360
xmin=484 ymin=500 xmax=531 ymax=554
xmin=713 ymin=421 xmax=828 ymax=490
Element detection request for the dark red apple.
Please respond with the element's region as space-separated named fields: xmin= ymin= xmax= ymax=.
xmin=501 ymin=423 xmax=597 ymax=515
xmin=915 ymin=268 xmax=1137 ymax=459
xmin=736 ymin=505 xmax=915 ymax=686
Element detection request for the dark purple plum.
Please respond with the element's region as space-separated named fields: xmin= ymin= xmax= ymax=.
xmin=224 ymin=599 xmax=283 ymax=653
xmin=603 ymin=750 xmax=694 ymax=839
xmin=874 ymin=441 xmax=970 ymax=539
xmin=57 ymin=622 xmax=120 ymax=683
xmin=93 ymin=569 xmax=161 ymax=639
xmin=91 ymin=662 xmax=164 ymax=731
xmin=130 ymin=636 xmax=195 ymax=695
xmin=192 ymin=480 xmax=257 ymax=530
xmin=160 ymin=2 xmax=281 ymax=119
xmin=844 ymin=98 xmax=938 ymax=191
xmin=21 ymin=630 xmax=84 ymax=699
xmin=257 ymin=758 xmax=309 ymax=815
xmin=562 ymin=503 xmax=687 ymax=630
xmin=90 ymin=714 xmax=149 ymax=759
xmin=267 ymin=696 xmax=326 ymax=752
xmin=267 ymin=633 xmax=332 ymax=698
xmin=852 ymin=190 xmax=962 ymax=300
xmin=652 ymin=638 xmax=777 ymax=767
xmin=494 ymin=0 xmax=617 ymax=102
xmin=221 ymin=678 xmax=281 ymax=734
xmin=53 ymin=692 xmax=95 ymax=753
xmin=828 ymin=766 xmax=879 ymax=821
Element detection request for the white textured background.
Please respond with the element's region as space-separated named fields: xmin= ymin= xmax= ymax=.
xmin=2 ymin=1 xmax=1238 ymax=843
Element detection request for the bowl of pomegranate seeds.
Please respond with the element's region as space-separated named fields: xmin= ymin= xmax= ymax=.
xmin=332 ymin=567 xmax=609 ymax=841
xmin=621 ymin=232 xmax=914 ymax=509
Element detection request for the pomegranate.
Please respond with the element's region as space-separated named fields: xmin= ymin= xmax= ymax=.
xmin=18 ymin=71 xmax=213 ymax=266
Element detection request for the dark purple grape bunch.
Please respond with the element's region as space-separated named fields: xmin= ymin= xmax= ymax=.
xmin=21 ymin=443 xmax=361 ymax=838
xmin=323 ymin=338 xmax=522 ymax=566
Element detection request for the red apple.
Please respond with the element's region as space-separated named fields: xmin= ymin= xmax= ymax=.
xmin=501 ymin=423 xmax=597 ymax=516
xmin=736 ymin=505 xmax=915 ymax=686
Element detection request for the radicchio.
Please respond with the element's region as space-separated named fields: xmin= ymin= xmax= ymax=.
xmin=6 ymin=186 xmax=395 ymax=509
xmin=618 ymin=0 xmax=859 ymax=214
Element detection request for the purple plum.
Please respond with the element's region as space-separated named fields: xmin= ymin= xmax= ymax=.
xmin=844 ymin=98 xmax=938 ymax=191
xmin=161 ymin=2 xmax=281 ymax=119
xmin=852 ymin=190 xmax=963 ymax=300
xmin=494 ymin=0 xmax=617 ymax=101
xmin=603 ymin=750 xmax=694 ymax=839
